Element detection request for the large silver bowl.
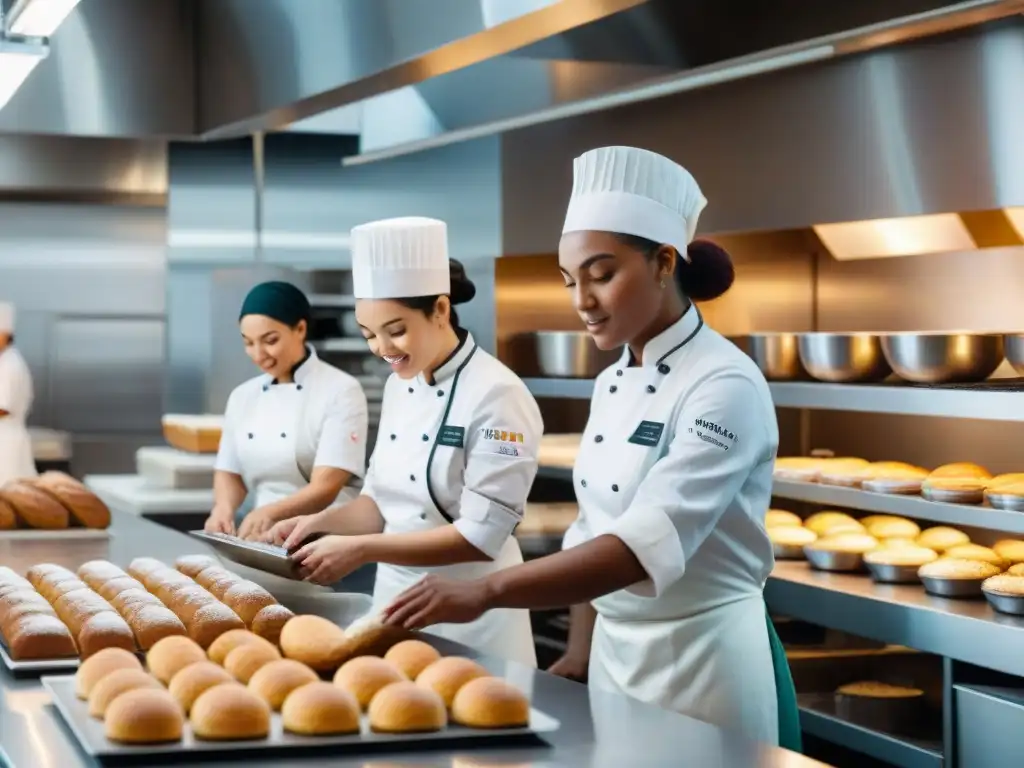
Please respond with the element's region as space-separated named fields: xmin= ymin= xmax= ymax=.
xmin=731 ymin=334 xmax=808 ymax=381
xmin=515 ymin=332 xmax=621 ymax=378
xmin=1004 ymin=334 xmax=1024 ymax=376
xmin=881 ymin=333 xmax=1004 ymax=383
xmin=797 ymin=333 xmax=891 ymax=383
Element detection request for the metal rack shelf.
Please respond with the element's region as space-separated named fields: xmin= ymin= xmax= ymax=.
xmin=772 ymin=480 xmax=1024 ymax=535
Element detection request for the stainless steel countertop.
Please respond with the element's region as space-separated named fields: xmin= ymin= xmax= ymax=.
xmin=0 ymin=512 xmax=825 ymax=768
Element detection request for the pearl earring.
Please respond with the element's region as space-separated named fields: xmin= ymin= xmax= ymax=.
xmin=659 ymin=279 xmax=666 ymax=289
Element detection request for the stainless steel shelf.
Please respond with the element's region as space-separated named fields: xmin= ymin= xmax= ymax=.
xmin=523 ymin=378 xmax=594 ymax=399
xmin=768 ymin=381 xmax=1024 ymax=422
xmin=772 ymin=480 xmax=1024 ymax=534
xmin=798 ymin=693 xmax=943 ymax=768
xmin=767 ymin=561 xmax=1024 ymax=679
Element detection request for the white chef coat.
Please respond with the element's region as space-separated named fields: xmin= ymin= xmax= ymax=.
xmin=215 ymin=347 xmax=368 ymax=511
xmin=362 ymin=331 xmax=541 ymax=668
xmin=563 ymin=305 xmax=780 ymax=744
xmin=0 ymin=346 xmax=36 ymax=486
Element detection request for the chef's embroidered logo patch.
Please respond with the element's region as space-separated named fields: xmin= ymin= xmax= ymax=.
xmin=689 ymin=418 xmax=736 ymax=450
xmin=628 ymin=421 xmax=665 ymax=447
xmin=479 ymin=428 xmax=525 ymax=456
xmin=437 ymin=425 xmax=465 ymax=448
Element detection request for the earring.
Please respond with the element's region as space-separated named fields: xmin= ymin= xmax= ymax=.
xmin=659 ymin=279 xmax=666 ymax=289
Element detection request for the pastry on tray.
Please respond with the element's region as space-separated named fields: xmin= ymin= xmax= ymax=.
xmin=943 ymin=544 xmax=1008 ymax=569
xmin=369 ymin=681 xmax=447 ymax=734
xmin=916 ymin=527 xmax=970 ymax=553
xmin=864 ymin=546 xmax=937 ymax=567
xmin=918 ymin=558 xmax=1001 ymax=580
xmin=765 ymin=509 xmax=802 ymax=528
xmin=927 ymin=462 xmax=992 ymax=480
xmin=866 ymin=518 xmax=920 ymax=540
xmin=993 ymin=540 xmax=1024 ymax=565
xmin=981 ymin=574 xmax=1024 ymax=596
xmin=804 ymin=511 xmax=861 ymax=536
xmin=808 ymin=533 xmax=879 ymax=554
xmin=281 ymin=681 xmax=360 ymax=736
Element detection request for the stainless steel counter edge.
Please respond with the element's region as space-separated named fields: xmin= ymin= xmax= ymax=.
xmin=767 ymin=561 xmax=1024 ymax=677
xmin=0 ymin=511 xmax=822 ymax=768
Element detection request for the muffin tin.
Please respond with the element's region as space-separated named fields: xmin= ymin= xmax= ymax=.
xmin=919 ymin=575 xmax=988 ymax=599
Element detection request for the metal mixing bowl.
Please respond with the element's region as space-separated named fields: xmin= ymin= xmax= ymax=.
xmin=1004 ymin=334 xmax=1024 ymax=376
xmin=881 ymin=333 xmax=1004 ymax=383
xmin=797 ymin=333 xmax=891 ymax=383
xmin=515 ymin=332 xmax=621 ymax=378
xmin=731 ymin=334 xmax=808 ymax=381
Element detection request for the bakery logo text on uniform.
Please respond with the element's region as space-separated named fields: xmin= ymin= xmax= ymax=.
xmin=480 ymin=428 xmax=525 ymax=456
xmin=693 ymin=418 xmax=736 ymax=451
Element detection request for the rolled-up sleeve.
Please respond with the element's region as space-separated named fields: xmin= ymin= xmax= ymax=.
xmin=214 ymin=389 xmax=244 ymax=475
xmin=605 ymin=373 xmax=770 ymax=598
xmin=454 ymin=383 xmax=544 ymax=559
xmin=313 ymin=379 xmax=369 ymax=478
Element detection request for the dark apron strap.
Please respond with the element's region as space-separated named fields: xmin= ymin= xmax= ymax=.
xmin=766 ymin=610 xmax=803 ymax=753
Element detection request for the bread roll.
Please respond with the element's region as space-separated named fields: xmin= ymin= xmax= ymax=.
xmin=126 ymin=557 xmax=168 ymax=584
xmin=0 ymin=566 xmax=31 ymax=588
xmin=96 ymin=576 xmax=147 ymax=602
xmin=147 ymin=569 xmax=195 ymax=599
xmin=916 ymin=526 xmax=970 ymax=553
xmin=333 ymin=656 xmax=406 ymax=709
xmin=340 ymin=612 xmax=415 ymax=659
xmin=188 ymin=602 xmax=245 ymax=649
xmin=928 ymin=462 xmax=991 ymax=480
xmin=0 ymin=497 xmax=15 ymax=530
xmin=88 ymin=668 xmax=162 ymax=719
xmin=190 ymin=683 xmax=271 ymax=740
xmin=222 ymin=581 xmax=278 ymax=626
xmin=281 ymin=681 xmax=360 ymax=735
xmin=25 ymin=563 xmax=75 ymax=587
xmin=105 ymin=688 xmax=184 ymax=744
xmin=39 ymin=577 xmax=91 ymax=604
xmin=6 ymin=613 xmax=77 ymax=659
xmin=35 ymin=470 xmax=84 ymax=490
xmin=451 ymin=677 xmax=529 ymax=728
xmin=78 ymin=612 xmax=136 ymax=658
xmin=194 ymin=566 xmax=245 ymax=600
xmin=37 ymin=483 xmax=110 ymax=528
xmin=162 ymin=583 xmax=217 ymax=624
xmin=919 ymin=558 xmax=1001 ymax=580
xmin=416 ymin=657 xmax=489 ymax=708
xmin=368 ymin=681 xmax=447 ymax=733
xmin=147 ymin=635 xmax=207 ymax=684
xmin=250 ymin=604 xmax=294 ymax=645
xmin=52 ymin=588 xmax=114 ymax=635
xmin=126 ymin=604 xmax=187 ymax=650
xmin=944 ymin=544 xmax=1008 ymax=568
xmin=0 ymin=597 xmax=57 ymax=638
xmin=175 ymin=554 xmax=219 ymax=578
xmin=248 ymin=658 xmax=318 ymax=710
xmin=1 ymin=481 xmax=69 ymax=529
xmin=75 ymin=646 xmax=142 ymax=699
xmin=280 ymin=615 xmax=347 ymax=672
xmin=993 ymin=539 xmax=1024 ymax=565
xmin=207 ymin=628 xmax=277 ymax=666
xmin=110 ymin=588 xmax=163 ymax=618
xmin=765 ymin=509 xmax=802 ymax=528
xmin=224 ymin=642 xmax=281 ymax=684
xmin=76 ymin=560 xmax=128 ymax=590
xmin=385 ymin=640 xmax=442 ymax=681
xmin=168 ymin=660 xmax=235 ymax=714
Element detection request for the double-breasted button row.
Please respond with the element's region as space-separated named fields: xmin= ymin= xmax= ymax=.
xmin=247 ymin=433 xmax=286 ymax=438
xmin=579 ymin=479 xmax=620 ymax=492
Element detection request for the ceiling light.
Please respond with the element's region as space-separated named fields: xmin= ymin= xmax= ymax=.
xmin=813 ymin=213 xmax=976 ymax=260
xmin=6 ymin=0 xmax=81 ymax=37
xmin=0 ymin=40 xmax=47 ymax=110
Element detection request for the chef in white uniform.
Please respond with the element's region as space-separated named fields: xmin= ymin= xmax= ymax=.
xmin=204 ymin=281 xmax=369 ymax=541
xmin=0 ymin=302 xmax=37 ymax=486
xmin=268 ymin=217 xmax=541 ymax=667
xmin=383 ymin=148 xmax=800 ymax=747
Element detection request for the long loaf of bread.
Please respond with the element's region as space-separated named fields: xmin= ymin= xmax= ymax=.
xmin=0 ymin=566 xmax=77 ymax=659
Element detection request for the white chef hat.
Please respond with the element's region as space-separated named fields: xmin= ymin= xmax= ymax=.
xmin=351 ymin=216 xmax=451 ymax=300
xmin=0 ymin=302 xmax=13 ymax=333
xmin=561 ymin=146 xmax=708 ymax=253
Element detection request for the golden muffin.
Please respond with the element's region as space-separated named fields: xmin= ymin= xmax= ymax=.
xmin=768 ymin=527 xmax=817 ymax=548
xmin=987 ymin=474 xmax=1024 ymax=491
xmin=944 ymin=544 xmax=1007 ymax=569
xmin=993 ymin=540 xmax=1024 ymax=565
xmin=918 ymin=558 xmax=1001 ymax=580
xmin=875 ymin=537 xmax=921 ymax=551
xmin=808 ymin=533 xmax=879 ymax=555
xmin=916 ymin=527 xmax=970 ymax=553
xmin=981 ymin=574 xmax=1024 ymax=596
xmin=927 ymin=462 xmax=992 ymax=480
xmin=1008 ymin=563 xmax=1024 ymax=577
xmin=804 ymin=512 xmax=859 ymax=536
xmin=866 ymin=519 xmax=921 ymax=540
xmin=864 ymin=547 xmax=938 ymax=567
xmin=765 ymin=509 xmax=802 ymax=528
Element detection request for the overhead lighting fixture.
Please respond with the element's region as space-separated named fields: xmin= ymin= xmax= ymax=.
xmin=6 ymin=0 xmax=81 ymax=37
xmin=0 ymin=39 xmax=47 ymax=110
xmin=813 ymin=213 xmax=977 ymax=260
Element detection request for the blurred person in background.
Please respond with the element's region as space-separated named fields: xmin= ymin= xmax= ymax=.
xmin=0 ymin=302 xmax=36 ymax=486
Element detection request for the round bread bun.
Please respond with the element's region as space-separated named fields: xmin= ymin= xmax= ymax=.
xmin=765 ymin=509 xmax=802 ymax=528
xmin=75 ymin=647 xmax=143 ymax=699
xmin=809 ymin=533 xmax=879 ymax=555
xmin=279 ymin=614 xmax=347 ymax=672
xmin=1009 ymin=563 xmax=1024 ymax=577
xmin=207 ymin=628 xmax=277 ymax=666
xmin=866 ymin=519 xmax=921 ymax=539
xmin=944 ymin=544 xmax=1008 ymax=569
xmin=919 ymin=558 xmax=1002 ymax=580
xmin=147 ymin=635 xmax=207 ymax=685
xmin=222 ymin=581 xmax=278 ymax=626
xmin=982 ymin=573 xmax=1024 ymax=596
xmin=768 ymin=526 xmax=817 ymax=547
xmin=368 ymin=681 xmax=447 ymax=733
xmin=916 ymin=526 xmax=970 ymax=553
xmin=993 ymin=539 xmax=1024 ymax=565
xmin=384 ymin=640 xmax=442 ymax=681
xmin=864 ymin=546 xmax=938 ymax=567
xmin=988 ymin=473 xmax=1024 ymax=490
xmin=281 ymin=681 xmax=361 ymax=735
xmin=248 ymin=658 xmax=319 ymax=710
xmin=928 ymin=462 xmax=991 ymax=480
xmin=804 ymin=512 xmax=859 ymax=536
xmin=190 ymin=683 xmax=271 ymax=741
xmin=104 ymin=688 xmax=184 ymax=744
xmin=333 ymin=656 xmax=407 ymax=709
xmin=250 ymin=603 xmax=295 ymax=645
xmin=168 ymin=661 xmax=235 ymax=714
xmin=224 ymin=641 xmax=282 ymax=684
xmin=451 ymin=676 xmax=530 ymax=729
xmin=88 ymin=668 xmax=163 ymax=719
xmin=416 ymin=656 xmax=489 ymax=708
xmin=874 ymin=537 xmax=918 ymax=550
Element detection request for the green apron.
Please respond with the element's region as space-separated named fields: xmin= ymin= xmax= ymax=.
xmin=766 ymin=611 xmax=803 ymax=753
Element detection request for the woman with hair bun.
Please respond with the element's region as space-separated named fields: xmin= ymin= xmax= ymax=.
xmin=266 ymin=216 xmax=541 ymax=667
xmin=382 ymin=148 xmax=801 ymax=750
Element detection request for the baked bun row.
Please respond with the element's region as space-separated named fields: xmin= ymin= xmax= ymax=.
xmin=183 ymin=558 xmax=294 ymax=643
xmin=0 ymin=473 xmax=111 ymax=530
xmin=0 ymin=565 xmax=78 ymax=659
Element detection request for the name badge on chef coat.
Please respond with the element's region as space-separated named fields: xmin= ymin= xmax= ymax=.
xmin=628 ymin=420 xmax=665 ymax=447
xmin=437 ymin=425 xmax=465 ymax=448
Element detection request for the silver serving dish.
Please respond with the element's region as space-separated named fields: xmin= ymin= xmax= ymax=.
xmin=865 ymin=562 xmax=921 ymax=584
xmin=797 ymin=333 xmax=891 ymax=383
xmin=984 ymin=492 xmax=1024 ymax=512
xmin=731 ymin=334 xmax=808 ymax=381
xmin=515 ymin=332 xmax=621 ymax=378
xmin=804 ymin=547 xmax=865 ymax=572
xmin=920 ymin=575 xmax=986 ymax=598
xmin=881 ymin=332 xmax=1004 ymax=384
xmin=983 ymin=589 xmax=1024 ymax=616
xmin=1004 ymin=334 xmax=1024 ymax=376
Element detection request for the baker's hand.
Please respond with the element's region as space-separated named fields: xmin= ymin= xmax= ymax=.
xmin=237 ymin=506 xmax=280 ymax=541
xmin=547 ymin=651 xmax=589 ymax=681
xmin=291 ymin=535 xmax=366 ymax=585
xmin=382 ymin=574 xmax=488 ymax=630
xmin=203 ymin=506 xmax=235 ymax=535
xmin=278 ymin=512 xmax=325 ymax=551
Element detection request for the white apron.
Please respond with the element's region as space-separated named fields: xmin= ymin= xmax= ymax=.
xmin=365 ymin=333 xmax=539 ymax=668
xmin=0 ymin=347 xmax=36 ymax=486
xmin=566 ymin=307 xmax=779 ymax=744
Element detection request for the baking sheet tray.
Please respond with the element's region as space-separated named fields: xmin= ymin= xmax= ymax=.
xmin=0 ymin=528 xmax=110 ymax=540
xmin=0 ymin=638 xmax=79 ymax=676
xmin=188 ymin=530 xmax=300 ymax=580
xmin=43 ymin=675 xmax=559 ymax=761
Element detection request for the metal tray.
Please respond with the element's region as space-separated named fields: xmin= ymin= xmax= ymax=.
xmin=920 ymin=575 xmax=986 ymax=598
xmin=0 ymin=528 xmax=110 ymax=540
xmin=43 ymin=675 xmax=559 ymax=760
xmin=864 ymin=562 xmax=921 ymax=584
xmin=985 ymin=492 xmax=1024 ymax=512
xmin=772 ymin=542 xmax=807 ymax=560
xmin=983 ymin=589 xmax=1024 ymax=616
xmin=188 ymin=530 xmax=301 ymax=580
xmin=804 ymin=548 xmax=865 ymax=572
xmin=861 ymin=479 xmax=923 ymax=495
xmin=921 ymin=485 xmax=985 ymax=505
xmin=0 ymin=638 xmax=79 ymax=676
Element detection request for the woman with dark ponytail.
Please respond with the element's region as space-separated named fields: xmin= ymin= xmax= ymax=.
xmin=382 ymin=149 xmax=802 ymax=753
xmin=266 ymin=216 xmax=541 ymax=668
